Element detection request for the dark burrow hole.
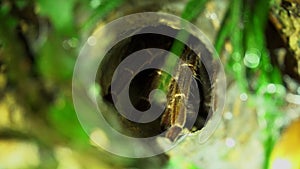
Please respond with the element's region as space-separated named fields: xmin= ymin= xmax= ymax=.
xmin=97 ymin=25 xmax=213 ymax=138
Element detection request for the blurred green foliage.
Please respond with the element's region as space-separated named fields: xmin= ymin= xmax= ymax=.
xmin=164 ymin=157 xmax=201 ymax=169
xmin=214 ymin=0 xmax=285 ymax=169
xmin=0 ymin=0 xmax=123 ymax=157
xmin=48 ymin=93 xmax=89 ymax=145
xmin=37 ymin=0 xmax=77 ymax=36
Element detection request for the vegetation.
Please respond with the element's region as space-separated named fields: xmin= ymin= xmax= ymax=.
xmin=0 ymin=0 xmax=292 ymax=168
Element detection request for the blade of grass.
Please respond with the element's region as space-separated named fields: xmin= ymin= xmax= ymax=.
xmin=81 ymin=0 xmax=124 ymax=32
xmin=214 ymin=0 xmax=248 ymax=91
xmin=243 ymin=1 xmax=284 ymax=169
xmin=228 ymin=0 xmax=248 ymax=91
xmin=214 ymin=9 xmax=232 ymax=54
xmin=182 ymin=0 xmax=209 ymax=21
xmin=157 ymin=0 xmax=209 ymax=92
